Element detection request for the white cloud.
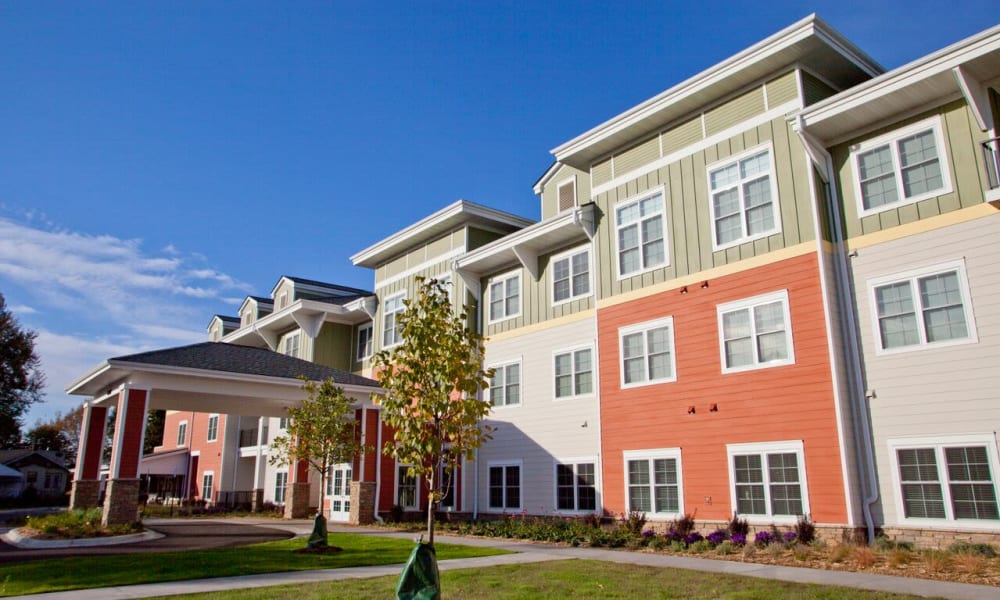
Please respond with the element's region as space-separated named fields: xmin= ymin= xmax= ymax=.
xmin=8 ymin=304 xmax=38 ymax=315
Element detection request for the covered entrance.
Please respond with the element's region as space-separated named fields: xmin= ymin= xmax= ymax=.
xmin=65 ymin=341 xmax=382 ymax=527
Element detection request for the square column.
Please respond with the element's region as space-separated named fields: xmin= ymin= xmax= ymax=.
xmin=70 ymin=403 xmax=108 ymax=510
xmin=284 ymin=459 xmax=311 ymax=519
xmin=102 ymin=387 xmax=150 ymax=526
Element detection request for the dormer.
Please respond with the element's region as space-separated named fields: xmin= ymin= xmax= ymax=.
xmin=238 ymin=296 xmax=274 ymax=328
xmin=206 ymin=315 xmax=240 ymax=341
xmin=534 ymin=163 xmax=592 ymax=220
xmin=270 ymin=275 xmax=374 ymax=307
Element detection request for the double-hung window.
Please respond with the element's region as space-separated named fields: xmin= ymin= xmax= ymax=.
xmin=869 ymin=260 xmax=976 ymax=353
xmin=206 ymin=414 xmax=219 ymax=442
xmin=554 ymin=347 xmax=593 ymax=399
xmin=552 ymin=247 xmax=591 ymax=304
xmin=852 ymin=117 xmax=951 ymax=216
xmin=177 ymin=421 xmax=187 ymax=447
xmin=284 ymin=332 xmax=300 ymax=358
xmin=488 ymin=270 xmax=521 ymax=322
xmin=382 ymin=292 xmax=406 ymax=348
xmin=489 ymin=361 xmax=521 ymax=407
xmin=201 ymin=472 xmax=214 ymax=503
xmin=619 ymin=317 xmax=676 ymax=387
xmin=728 ymin=441 xmax=808 ymax=520
xmin=891 ymin=438 xmax=999 ymax=522
xmin=616 ymin=189 xmax=667 ymax=277
xmin=624 ymin=449 xmax=682 ymax=517
xmin=708 ymin=145 xmax=780 ymax=249
xmin=488 ymin=463 xmax=521 ymax=510
xmin=556 ymin=461 xmax=597 ymax=512
xmin=718 ymin=290 xmax=793 ymax=373
xmin=274 ymin=472 xmax=288 ymax=504
xmin=356 ymin=323 xmax=373 ymax=361
xmin=396 ymin=464 xmax=418 ymax=509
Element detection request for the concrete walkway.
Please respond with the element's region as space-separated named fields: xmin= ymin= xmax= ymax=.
xmin=5 ymin=521 xmax=999 ymax=600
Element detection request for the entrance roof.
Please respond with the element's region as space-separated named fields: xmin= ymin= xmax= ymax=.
xmin=67 ymin=342 xmax=381 ymax=417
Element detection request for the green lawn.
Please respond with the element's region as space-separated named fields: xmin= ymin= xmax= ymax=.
xmin=0 ymin=533 xmax=507 ymax=597
xmin=146 ymin=560 xmax=940 ymax=600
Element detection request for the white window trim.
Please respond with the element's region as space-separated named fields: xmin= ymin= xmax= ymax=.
xmin=867 ymin=258 xmax=977 ymax=356
xmin=618 ymin=316 xmax=677 ymax=389
xmin=622 ymin=448 xmax=684 ymax=519
xmin=706 ymin=142 xmax=782 ymax=252
xmin=356 ymin=323 xmax=373 ymax=361
xmin=381 ymin=291 xmax=407 ymax=350
xmin=613 ymin=185 xmax=670 ymax=280
xmin=726 ymin=440 xmax=809 ymax=524
xmin=487 ymin=460 xmax=523 ymax=511
xmin=556 ymin=177 xmax=577 ymax=213
xmin=278 ymin=291 xmax=288 ymax=309
xmin=437 ymin=449 xmax=460 ymax=512
xmin=550 ymin=245 xmax=593 ymax=306
xmin=206 ymin=414 xmax=219 ymax=443
xmin=850 ymin=116 xmax=953 ymax=218
xmin=201 ymin=471 xmax=214 ymax=503
xmin=887 ymin=434 xmax=1000 ymax=530
xmin=177 ymin=420 xmax=188 ymax=447
xmin=717 ymin=289 xmax=795 ymax=374
xmin=283 ymin=331 xmax=301 ymax=358
xmin=552 ymin=344 xmax=595 ymax=401
xmin=487 ymin=268 xmax=522 ymax=324
xmin=394 ymin=462 xmax=421 ymax=511
xmin=274 ymin=471 xmax=288 ymax=504
xmin=487 ymin=358 xmax=522 ymax=409
xmin=553 ymin=457 xmax=600 ymax=514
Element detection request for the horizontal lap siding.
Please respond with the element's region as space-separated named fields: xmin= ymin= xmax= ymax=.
xmin=598 ymin=252 xmax=848 ymax=523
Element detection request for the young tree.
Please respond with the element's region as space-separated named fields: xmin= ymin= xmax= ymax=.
xmin=373 ymin=277 xmax=493 ymax=547
xmin=0 ymin=293 xmax=45 ymax=447
xmin=269 ymin=378 xmax=365 ymax=524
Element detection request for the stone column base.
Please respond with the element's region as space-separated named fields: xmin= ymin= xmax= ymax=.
xmin=70 ymin=479 xmax=102 ymax=510
xmin=250 ymin=488 xmax=265 ymax=512
xmin=102 ymin=478 xmax=141 ymax=526
xmin=284 ymin=482 xmax=312 ymax=519
xmin=349 ymin=481 xmax=376 ymax=525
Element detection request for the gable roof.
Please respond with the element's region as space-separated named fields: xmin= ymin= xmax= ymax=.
xmin=270 ymin=276 xmax=373 ymax=298
xmin=0 ymin=450 xmax=71 ymax=471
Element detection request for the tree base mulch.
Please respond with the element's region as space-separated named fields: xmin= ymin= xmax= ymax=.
xmin=293 ymin=545 xmax=343 ymax=554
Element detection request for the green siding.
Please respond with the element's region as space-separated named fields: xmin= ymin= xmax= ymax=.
xmin=833 ymin=101 xmax=991 ymax=240
xmin=614 ymin=136 xmax=660 ymax=177
xmin=661 ymin=116 xmax=703 ymax=156
xmin=802 ymin=71 xmax=836 ymax=106
xmin=592 ymin=157 xmax=613 ymax=187
xmin=765 ymin=70 xmax=798 ymax=107
xmin=592 ymin=116 xmax=815 ymax=301
xmin=540 ymin=164 xmax=590 ymax=219
xmin=704 ymin=87 xmax=766 ymax=136
xmin=468 ymin=227 xmax=505 ymax=251
xmin=313 ymin=323 xmax=353 ymax=371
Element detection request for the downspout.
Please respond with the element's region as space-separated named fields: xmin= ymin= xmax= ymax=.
xmin=580 ymin=203 xmax=603 ymax=514
xmin=231 ymin=416 xmax=241 ymax=497
xmin=796 ymin=119 xmax=879 ymax=543
xmin=373 ymin=407 xmax=383 ymax=523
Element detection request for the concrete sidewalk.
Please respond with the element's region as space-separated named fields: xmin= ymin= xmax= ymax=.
xmin=5 ymin=524 xmax=999 ymax=600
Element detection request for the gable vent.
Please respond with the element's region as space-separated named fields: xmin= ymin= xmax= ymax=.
xmin=558 ymin=179 xmax=576 ymax=212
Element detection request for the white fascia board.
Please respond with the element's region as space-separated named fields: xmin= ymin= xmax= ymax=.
xmin=455 ymin=208 xmax=582 ymax=274
xmin=65 ymin=361 xmax=114 ymax=395
xmin=350 ymin=200 xmax=535 ymax=268
xmin=551 ymin=14 xmax=882 ymax=164
xmin=799 ymin=24 xmax=1000 ymax=134
xmin=223 ymin=298 xmax=357 ymax=344
xmin=106 ymin=360 xmax=382 ymax=393
xmin=532 ymin=162 xmax=563 ymax=195
xmin=269 ymin=276 xmax=294 ymax=298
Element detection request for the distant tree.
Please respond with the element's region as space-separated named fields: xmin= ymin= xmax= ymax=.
xmin=0 ymin=293 xmax=45 ymax=447
xmin=372 ymin=277 xmax=493 ymax=547
xmin=269 ymin=378 xmax=365 ymax=520
xmin=143 ymin=410 xmax=166 ymax=455
xmin=25 ymin=422 xmax=70 ymax=452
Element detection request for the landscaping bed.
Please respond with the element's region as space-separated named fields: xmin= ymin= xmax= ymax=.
xmin=18 ymin=508 xmax=141 ymax=540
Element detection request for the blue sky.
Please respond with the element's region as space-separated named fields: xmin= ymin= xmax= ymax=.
xmin=1 ymin=1 xmax=996 ymax=427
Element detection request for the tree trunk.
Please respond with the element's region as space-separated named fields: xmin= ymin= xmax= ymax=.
xmin=426 ymin=471 xmax=435 ymax=547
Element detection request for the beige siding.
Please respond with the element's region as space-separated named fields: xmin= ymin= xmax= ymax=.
xmin=802 ymin=71 xmax=836 ymax=106
xmin=468 ymin=227 xmax=504 ymax=251
xmin=592 ymin=117 xmax=815 ymax=301
xmin=592 ymin=157 xmax=613 ymax=187
xmin=273 ymin=281 xmax=294 ymax=306
xmin=661 ymin=116 xmax=703 ymax=156
xmin=834 ymin=101 xmax=991 ymax=240
xmin=766 ymin=70 xmax=798 ymax=107
xmin=614 ymin=136 xmax=660 ymax=177
xmin=850 ymin=213 xmax=1000 ymax=529
xmin=313 ymin=322 xmax=353 ymax=371
xmin=540 ymin=164 xmax=590 ymax=219
xmin=704 ymin=87 xmax=766 ymax=136
xmin=375 ymin=259 xmax=455 ymax=352
xmin=478 ymin=317 xmax=601 ymax=515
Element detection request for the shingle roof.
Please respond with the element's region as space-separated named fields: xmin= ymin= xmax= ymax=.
xmin=249 ymin=296 xmax=274 ymax=305
xmin=215 ymin=315 xmax=241 ymax=324
xmin=282 ymin=276 xmax=372 ymax=296
xmin=110 ymin=342 xmax=378 ymax=387
xmin=0 ymin=450 xmax=71 ymax=470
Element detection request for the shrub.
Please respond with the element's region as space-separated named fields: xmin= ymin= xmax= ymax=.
xmin=683 ymin=531 xmax=704 ymax=546
xmin=618 ymin=510 xmax=646 ymax=536
xmin=730 ymin=533 xmax=747 ymax=546
xmin=809 ymin=538 xmax=828 ymax=550
xmin=952 ymin=553 xmax=989 ymax=576
xmin=649 ymin=536 xmax=669 ymax=551
xmin=705 ymin=529 xmax=728 ymax=546
xmin=923 ymin=550 xmax=952 ymax=574
xmin=887 ymin=548 xmax=912 ymax=568
xmin=715 ymin=541 xmax=736 ymax=555
xmin=689 ymin=539 xmax=712 ymax=554
xmin=829 ymin=544 xmax=851 ymax=563
xmin=668 ymin=540 xmax=686 ymax=553
xmin=782 ymin=531 xmax=797 ymax=545
xmin=853 ymin=545 xmax=877 ymax=569
xmin=728 ymin=512 xmax=749 ymax=537
xmin=673 ymin=512 xmax=697 ymax=536
xmin=663 ymin=528 xmax=683 ymax=544
xmin=793 ymin=514 xmax=816 ymax=545
xmin=791 ymin=545 xmax=812 ymax=561
xmin=874 ymin=536 xmax=913 ymax=552
xmin=948 ymin=541 xmax=997 ymax=557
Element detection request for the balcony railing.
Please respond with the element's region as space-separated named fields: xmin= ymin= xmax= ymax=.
xmin=983 ymin=137 xmax=1000 ymax=191
xmin=239 ymin=428 xmax=259 ymax=447
xmin=216 ymin=490 xmax=255 ymax=511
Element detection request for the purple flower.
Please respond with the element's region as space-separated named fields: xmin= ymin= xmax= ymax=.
xmin=754 ymin=531 xmax=775 ymax=546
xmin=684 ymin=532 xmax=704 ymax=545
xmin=664 ymin=528 xmax=682 ymax=542
xmin=783 ymin=531 xmax=797 ymax=543
xmin=706 ymin=529 xmax=728 ymax=546
xmin=642 ymin=529 xmax=656 ymax=538
xmin=730 ymin=533 xmax=747 ymax=546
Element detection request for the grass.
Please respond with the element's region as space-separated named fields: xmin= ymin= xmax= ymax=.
xmin=0 ymin=533 xmax=507 ymax=597
xmin=142 ymin=559 xmax=940 ymax=600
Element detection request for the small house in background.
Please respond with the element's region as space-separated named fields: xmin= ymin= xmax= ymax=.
xmin=0 ymin=450 xmax=71 ymax=499
xmin=0 ymin=463 xmax=25 ymax=498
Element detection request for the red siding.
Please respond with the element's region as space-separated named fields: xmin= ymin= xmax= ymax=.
xmin=115 ymin=389 xmax=148 ymax=478
xmin=598 ymin=253 xmax=848 ymax=523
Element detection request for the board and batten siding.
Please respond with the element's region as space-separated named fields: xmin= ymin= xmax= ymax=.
xmin=591 ymin=116 xmax=816 ymax=302
xmin=478 ymin=316 xmax=600 ymax=515
xmin=832 ymin=100 xmax=992 ymax=240
xmin=849 ymin=212 xmax=1000 ymax=529
xmin=597 ymin=252 xmax=850 ymax=524
xmin=482 ymin=241 xmax=596 ymax=337
xmin=311 ymin=322 xmax=353 ymax=371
